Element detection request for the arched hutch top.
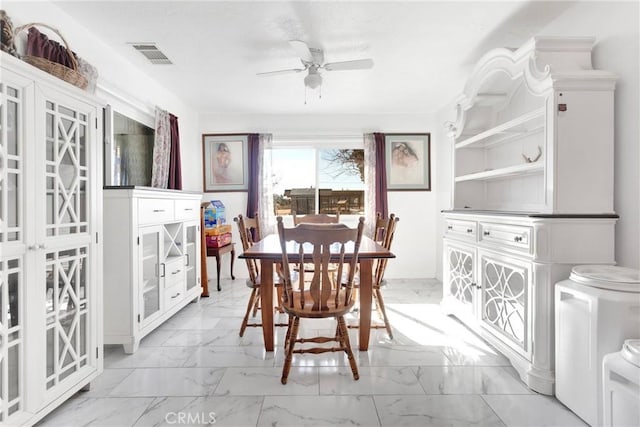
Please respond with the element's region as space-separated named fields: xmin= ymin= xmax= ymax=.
xmin=447 ymin=36 xmax=617 ymax=214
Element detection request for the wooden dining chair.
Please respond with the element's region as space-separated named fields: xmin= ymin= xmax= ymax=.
xmin=292 ymin=211 xmax=340 ymax=225
xmin=371 ymin=213 xmax=399 ymax=338
xmin=277 ymin=216 xmax=365 ymax=384
xmin=346 ymin=213 xmax=399 ymax=338
xmin=234 ymin=214 xmax=286 ymax=337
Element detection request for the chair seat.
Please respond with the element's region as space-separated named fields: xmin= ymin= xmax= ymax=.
xmin=281 ymin=289 xmax=355 ymax=318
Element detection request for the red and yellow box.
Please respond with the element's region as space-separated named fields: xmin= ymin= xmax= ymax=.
xmin=205 ymin=231 xmax=232 ymax=248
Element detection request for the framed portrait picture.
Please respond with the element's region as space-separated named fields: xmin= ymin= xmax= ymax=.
xmin=385 ymin=133 xmax=431 ymax=191
xmin=202 ymin=134 xmax=249 ymax=192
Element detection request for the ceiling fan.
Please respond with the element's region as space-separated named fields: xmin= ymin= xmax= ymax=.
xmin=257 ymin=40 xmax=374 ymax=90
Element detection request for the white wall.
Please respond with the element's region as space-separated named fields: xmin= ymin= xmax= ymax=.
xmin=434 ymin=1 xmax=640 ymax=271
xmin=198 ymin=113 xmax=439 ymax=280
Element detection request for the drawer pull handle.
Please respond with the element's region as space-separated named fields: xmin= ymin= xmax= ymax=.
xmin=171 ymin=293 xmax=181 ymax=299
xmin=466 ymin=228 xmax=473 ymax=233
xmin=185 ymin=254 xmax=190 ymax=266
xmin=184 ymin=208 xmax=193 ymax=211
xmin=153 ymin=209 xmax=166 ymax=213
xmin=447 ymin=225 xmax=453 ymax=230
xmin=483 ymin=231 xmax=490 ymax=236
xmin=160 ymin=263 xmax=166 ymax=278
xmin=514 ymin=236 xmax=523 ymax=242
xmin=172 ymin=269 xmax=182 ymax=275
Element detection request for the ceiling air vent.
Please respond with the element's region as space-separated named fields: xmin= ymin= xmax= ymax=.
xmin=130 ymin=43 xmax=173 ymax=65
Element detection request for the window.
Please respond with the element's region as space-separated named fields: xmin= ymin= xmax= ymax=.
xmin=271 ymin=144 xmax=365 ymax=223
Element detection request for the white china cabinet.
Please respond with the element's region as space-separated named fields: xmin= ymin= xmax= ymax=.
xmin=103 ymin=187 xmax=201 ymax=353
xmin=441 ymin=37 xmax=617 ymax=395
xmin=0 ymin=53 xmax=103 ymax=425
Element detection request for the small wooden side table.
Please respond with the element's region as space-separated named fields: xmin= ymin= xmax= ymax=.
xmin=205 ymin=242 xmax=236 ymax=293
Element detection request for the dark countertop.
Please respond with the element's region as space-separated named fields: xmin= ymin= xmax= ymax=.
xmin=441 ymin=209 xmax=619 ymax=219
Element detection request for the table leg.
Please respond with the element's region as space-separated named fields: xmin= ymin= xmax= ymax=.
xmin=358 ymin=259 xmax=373 ymax=351
xmin=230 ymin=245 xmax=236 ymax=280
xmin=216 ymin=253 xmax=222 ymax=292
xmin=260 ymin=260 xmax=275 ymax=351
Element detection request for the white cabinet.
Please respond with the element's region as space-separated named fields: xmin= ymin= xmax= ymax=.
xmin=441 ymin=37 xmax=618 ymax=395
xmin=103 ymin=188 xmax=201 ymax=353
xmin=0 ymin=53 xmax=103 ymax=425
xmin=443 ymin=212 xmax=617 ymax=394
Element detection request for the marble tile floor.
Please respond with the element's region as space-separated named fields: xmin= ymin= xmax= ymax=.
xmin=37 ymin=278 xmax=586 ymax=427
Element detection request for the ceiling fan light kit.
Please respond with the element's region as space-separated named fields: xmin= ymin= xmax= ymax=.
xmin=258 ymin=39 xmax=374 ymax=101
xmin=303 ymin=70 xmax=322 ymax=89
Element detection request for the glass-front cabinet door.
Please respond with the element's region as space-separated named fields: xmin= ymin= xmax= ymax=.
xmin=139 ymin=226 xmax=163 ymax=327
xmin=38 ymin=85 xmax=100 ymax=403
xmin=0 ymin=74 xmax=27 ymax=422
xmin=184 ymin=221 xmax=200 ymax=292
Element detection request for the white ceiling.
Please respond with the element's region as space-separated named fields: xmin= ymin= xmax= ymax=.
xmin=52 ymin=1 xmax=577 ymax=115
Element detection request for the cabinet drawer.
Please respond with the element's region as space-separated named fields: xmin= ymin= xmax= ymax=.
xmin=138 ymin=198 xmax=174 ymax=224
xmin=163 ymin=257 xmax=185 ymax=288
xmin=175 ymin=199 xmax=200 ymax=221
xmin=445 ymin=219 xmax=477 ymax=241
xmin=479 ymin=222 xmax=532 ymax=252
xmin=164 ymin=282 xmax=185 ymax=311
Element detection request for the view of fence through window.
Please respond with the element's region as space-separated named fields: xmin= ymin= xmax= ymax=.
xmin=272 ymin=148 xmax=365 ymax=216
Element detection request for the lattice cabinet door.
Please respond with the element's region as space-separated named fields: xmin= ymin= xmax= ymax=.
xmin=478 ymin=250 xmax=533 ymax=359
xmin=26 ymin=83 xmax=102 ymax=409
xmin=442 ymin=241 xmax=477 ymax=318
xmin=0 ymin=70 xmax=31 ymax=423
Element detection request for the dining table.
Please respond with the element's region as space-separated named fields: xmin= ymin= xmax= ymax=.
xmin=239 ymin=233 xmax=395 ymax=352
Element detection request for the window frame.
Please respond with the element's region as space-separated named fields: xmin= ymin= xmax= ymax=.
xmin=271 ymin=136 xmax=365 ymax=218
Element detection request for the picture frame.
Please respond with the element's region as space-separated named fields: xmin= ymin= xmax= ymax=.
xmin=385 ymin=133 xmax=431 ymax=191
xmin=202 ymin=134 xmax=249 ymax=192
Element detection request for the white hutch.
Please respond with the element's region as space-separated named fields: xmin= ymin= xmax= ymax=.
xmin=441 ymin=37 xmax=617 ymax=395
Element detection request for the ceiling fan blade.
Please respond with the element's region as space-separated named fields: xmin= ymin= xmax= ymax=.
xmin=322 ymin=58 xmax=374 ymax=71
xmin=256 ymin=68 xmax=305 ymax=76
xmin=289 ymin=40 xmax=314 ymax=63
